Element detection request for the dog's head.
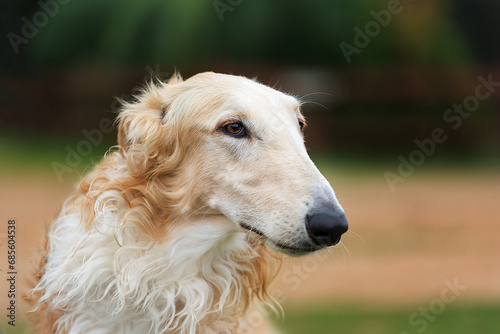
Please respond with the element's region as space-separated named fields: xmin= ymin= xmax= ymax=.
xmin=117 ymin=72 xmax=347 ymax=256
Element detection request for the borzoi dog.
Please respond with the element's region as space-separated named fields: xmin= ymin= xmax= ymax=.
xmin=28 ymin=72 xmax=348 ymax=334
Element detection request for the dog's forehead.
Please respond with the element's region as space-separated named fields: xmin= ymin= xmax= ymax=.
xmin=232 ymin=89 xmax=298 ymax=120
xmin=190 ymin=72 xmax=299 ymax=109
xmin=205 ymin=74 xmax=299 ymax=117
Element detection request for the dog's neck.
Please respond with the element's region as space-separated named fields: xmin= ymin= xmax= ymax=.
xmin=36 ymin=202 xmax=271 ymax=333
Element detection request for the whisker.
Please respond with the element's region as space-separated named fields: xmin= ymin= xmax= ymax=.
xmin=337 ymin=198 xmax=357 ymax=206
xmin=340 ymin=241 xmax=351 ymax=262
xmin=299 ymin=92 xmax=333 ymax=100
xmin=316 ymin=249 xmax=330 ymax=263
xmin=325 ymin=247 xmax=346 ymax=269
xmin=334 ymin=241 xmax=349 ymax=266
xmin=345 ymin=230 xmax=365 ymax=243
xmin=300 ymin=100 xmax=329 ymax=112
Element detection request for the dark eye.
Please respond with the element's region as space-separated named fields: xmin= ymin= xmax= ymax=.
xmin=298 ymin=119 xmax=306 ymax=133
xmin=222 ymin=122 xmax=247 ymax=138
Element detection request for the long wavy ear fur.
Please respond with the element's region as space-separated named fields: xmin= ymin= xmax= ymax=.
xmin=116 ymin=74 xmax=184 ymax=176
xmin=118 ymin=74 xmax=183 ymax=150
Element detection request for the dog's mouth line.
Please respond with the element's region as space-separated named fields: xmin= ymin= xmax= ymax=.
xmin=238 ymin=222 xmax=318 ymax=254
xmin=239 ymin=222 xmax=265 ymax=237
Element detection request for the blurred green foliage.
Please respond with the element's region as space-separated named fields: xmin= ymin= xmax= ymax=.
xmin=22 ymin=0 xmax=470 ymax=67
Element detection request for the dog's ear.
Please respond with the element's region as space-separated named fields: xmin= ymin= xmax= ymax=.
xmin=117 ymin=74 xmax=184 ymax=161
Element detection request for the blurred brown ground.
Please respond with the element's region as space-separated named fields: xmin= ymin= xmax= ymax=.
xmin=1 ymin=169 xmax=499 ymax=325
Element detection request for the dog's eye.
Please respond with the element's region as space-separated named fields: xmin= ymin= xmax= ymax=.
xmin=298 ymin=119 xmax=306 ymax=133
xmin=222 ymin=122 xmax=247 ymax=138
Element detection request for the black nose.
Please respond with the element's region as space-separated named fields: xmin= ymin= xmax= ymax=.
xmin=306 ymin=211 xmax=348 ymax=246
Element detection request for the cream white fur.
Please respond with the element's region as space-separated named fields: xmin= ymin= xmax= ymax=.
xmin=35 ymin=194 xmax=262 ymax=334
xmin=28 ymin=72 xmax=345 ymax=334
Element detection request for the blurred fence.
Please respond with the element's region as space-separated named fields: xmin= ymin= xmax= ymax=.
xmin=2 ymin=65 xmax=499 ymax=153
